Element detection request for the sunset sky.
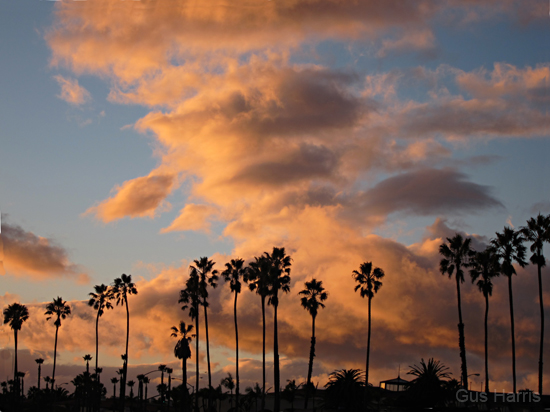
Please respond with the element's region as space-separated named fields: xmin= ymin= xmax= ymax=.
xmin=1 ymin=0 xmax=549 ymax=396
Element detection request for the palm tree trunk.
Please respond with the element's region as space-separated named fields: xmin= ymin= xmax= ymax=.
xmin=95 ymin=311 xmax=100 ymax=374
xmin=182 ymin=358 xmax=188 ymax=412
xmin=456 ymin=276 xmax=468 ymax=389
xmin=508 ymin=275 xmax=517 ymax=393
xmin=195 ymin=303 xmax=200 ymax=412
xmin=366 ymin=296 xmax=372 ymax=408
xmin=121 ymin=297 xmax=129 ymax=412
xmin=113 ymin=383 xmax=116 ymax=399
xmin=204 ymin=304 xmax=213 ymax=409
xmin=261 ymin=296 xmax=266 ymax=412
xmin=484 ymin=293 xmax=490 ymax=394
xmin=53 ymin=325 xmax=59 ymax=384
xmin=538 ymin=261 xmax=544 ymax=395
xmin=234 ymin=291 xmax=240 ymax=410
xmin=304 ymin=315 xmax=316 ymax=409
xmin=14 ymin=329 xmax=18 ymax=398
xmin=274 ymin=299 xmax=280 ymax=412
xmin=38 ymin=364 xmax=41 ymax=391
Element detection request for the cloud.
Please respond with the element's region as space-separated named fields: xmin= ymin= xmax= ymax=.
xmin=358 ymin=168 xmax=503 ymax=217
xmin=161 ymin=204 xmax=219 ymax=233
xmin=54 ymin=75 xmax=91 ymax=105
xmin=84 ymin=172 xmax=176 ymax=223
xmin=0 ymin=222 xmax=89 ymax=282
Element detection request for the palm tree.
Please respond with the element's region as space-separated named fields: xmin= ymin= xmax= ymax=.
xmin=88 ymin=284 xmax=114 ymax=375
xmin=247 ymin=255 xmax=271 ymax=411
xmin=520 ymin=214 xmax=550 ymax=395
xmin=166 ymin=367 xmax=173 ymax=408
xmin=45 ymin=297 xmax=71 ymax=386
xmin=221 ymin=373 xmax=235 ymax=409
xmin=143 ymin=376 xmax=150 ymax=401
xmin=439 ymin=234 xmax=474 ymax=388
xmin=407 ymin=358 xmax=451 ymax=408
xmin=324 ymin=369 xmax=365 ymax=411
xmin=159 ymin=364 xmax=167 ymax=403
xmin=191 ymin=257 xmax=218 ymax=395
xmin=470 ymin=247 xmax=500 ymax=394
xmin=172 ymin=321 xmax=194 ymax=412
xmin=35 ymin=358 xmax=44 ymax=390
xmin=44 ymin=376 xmax=51 ymax=391
xmin=179 ymin=269 xmax=201 ymax=412
xmin=491 ymin=227 xmax=527 ymax=393
xmin=221 ymin=258 xmax=247 ymax=409
xmin=127 ymin=380 xmax=135 ymax=399
xmin=298 ymin=278 xmax=328 ymax=409
xmin=352 ymin=262 xmax=384 ymax=399
xmin=83 ymin=354 xmax=92 ymax=374
xmin=265 ymin=247 xmax=292 ymax=412
xmin=112 ymin=274 xmax=138 ymax=410
xmin=3 ymin=303 xmax=29 ymax=398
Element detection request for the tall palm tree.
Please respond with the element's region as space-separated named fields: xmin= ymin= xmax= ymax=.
xmin=35 ymin=358 xmax=44 ymax=390
xmin=265 ymin=247 xmax=292 ymax=412
xmin=439 ymin=234 xmax=474 ymax=389
xmin=299 ymin=278 xmax=328 ymax=409
xmin=352 ymin=262 xmax=384 ymax=394
xmin=470 ymin=247 xmax=500 ymax=394
xmin=88 ymin=284 xmax=114 ymax=375
xmin=45 ymin=297 xmax=71 ymax=386
xmin=83 ymin=354 xmax=92 ymax=374
xmin=520 ymin=214 xmax=550 ymax=395
xmin=172 ymin=320 xmax=194 ymax=412
xmin=247 ymin=255 xmax=271 ymax=411
xmin=179 ymin=269 xmax=201 ymax=412
xmin=3 ymin=303 xmax=29 ymax=398
xmin=112 ymin=274 xmax=138 ymax=411
xmin=191 ymin=257 xmax=218 ymax=394
xmin=491 ymin=227 xmax=527 ymax=393
xmin=222 ymin=258 xmax=248 ymax=409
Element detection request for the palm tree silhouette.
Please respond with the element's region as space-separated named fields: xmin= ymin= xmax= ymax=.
xmin=127 ymin=380 xmax=135 ymax=399
xmin=159 ymin=364 xmax=167 ymax=403
xmin=88 ymin=284 xmax=114 ymax=375
xmin=265 ymin=247 xmax=292 ymax=412
xmin=439 ymin=234 xmax=474 ymax=388
xmin=324 ymin=369 xmax=365 ymax=411
xmin=111 ymin=377 xmax=118 ymax=399
xmin=407 ymin=358 xmax=451 ymax=408
xmin=83 ymin=354 xmax=92 ymax=374
xmin=221 ymin=373 xmax=235 ymax=409
xmin=166 ymin=367 xmax=173 ymax=408
xmin=179 ymin=268 xmax=201 ymax=412
xmin=3 ymin=303 xmax=29 ymax=398
xmin=112 ymin=274 xmax=138 ymax=410
xmin=142 ymin=376 xmax=150 ymax=401
xmin=247 ymin=255 xmax=271 ymax=411
xmin=298 ymin=278 xmax=328 ymax=409
xmin=44 ymin=376 xmax=51 ymax=391
xmin=353 ymin=262 xmax=384 ymax=396
xmin=191 ymin=257 xmax=218 ymax=396
xmin=470 ymin=247 xmax=500 ymax=394
xmin=35 ymin=358 xmax=44 ymax=390
xmin=491 ymin=227 xmax=527 ymax=393
xmin=221 ymin=258 xmax=247 ymax=409
xmin=172 ymin=320 xmax=194 ymax=412
xmin=45 ymin=297 xmax=71 ymax=386
xmin=520 ymin=214 xmax=550 ymax=395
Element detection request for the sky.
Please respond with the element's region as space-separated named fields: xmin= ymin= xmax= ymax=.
xmin=0 ymin=0 xmax=550 ymax=397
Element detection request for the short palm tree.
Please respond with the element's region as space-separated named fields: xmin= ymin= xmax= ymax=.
xmin=159 ymin=364 xmax=167 ymax=402
xmin=143 ymin=376 xmax=150 ymax=401
xmin=127 ymin=380 xmax=135 ymax=399
xmin=265 ymin=247 xmax=292 ymax=412
xmin=407 ymin=358 xmax=451 ymax=407
xmin=353 ymin=262 xmax=384 ymax=393
xmin=470 ymin=247 xmax=500 ymax=394
xmin=247 ymin=255 xmax=271 ymax=411
xmin=221 ymin=373 xmax=235 ymax=408
xmin=179 ymin=269 xmax=201 ymax=412
xmin=439 ymin=234 xmax=474 ymax=388
xmin=45 ymin=297 xmax=71 ymax=386
xmin=221 ymin=258 xmax=248 ymax=409
xmin=324 ymin=369 xmax=365 ymax=411
xmin=111 ymin=377 xmax=118 ymax=399
xmin=35 ymin=358 xmax=44 ymax=390
xmin=3 ymin=303 xmax=29 ymax=398
xmin=83 ymin=354 xmax=92 ymax=374
xmin=491 ymin=227 xmax=527 ymax=393
xmin=112 ymin=274 xmax=138 ymax=410
xmin=88 ymin=284 xmax=114 ymax=375
xmin=520 ymin=214 xmax=550 ymax=394
xmin=172 ymin=320 xmax=194 ymax=412
xmin=191 ymin=257 xmax=218 ymax=395
xmin=298 ymin=278 xmax=328 ymax=409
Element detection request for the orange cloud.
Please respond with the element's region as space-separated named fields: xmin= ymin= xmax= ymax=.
xmin=0 ymin=222 xmax=89 ymax=283
xmin=84 ymin=172 xmax=176 ymax=222
xmin=54 ymin=75 xmax=91 ymax=105
xmin=161 ymin=204 xmax=218 ymax=234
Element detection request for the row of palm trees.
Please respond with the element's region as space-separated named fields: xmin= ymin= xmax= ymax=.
xmin=441 ymin=213 xmax=550 ymax=395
